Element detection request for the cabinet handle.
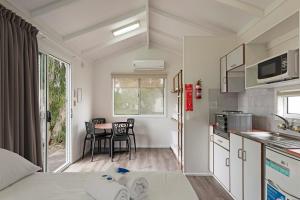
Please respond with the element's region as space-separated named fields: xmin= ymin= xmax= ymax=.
xmin=242 ymin=150 xmax=247 ymax=161
xmin=225 ymin=158 xmax=230 ymax=166
xmin=238 ymin=148 xmax=243 ymax=159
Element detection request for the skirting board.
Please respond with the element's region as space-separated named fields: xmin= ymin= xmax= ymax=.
xmin=70 ymin=147 xmax=173 ymax=167
xmin=184 ymin=172 xmax=212 ymax=176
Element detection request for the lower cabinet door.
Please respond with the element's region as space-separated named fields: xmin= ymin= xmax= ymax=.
xmin=214 ymin=143 xmax=230 ymax=190
xmin=230 ymin=134 xmax=243 ymax=200
xmin=243 ymin=138 xmax=262 ymax=200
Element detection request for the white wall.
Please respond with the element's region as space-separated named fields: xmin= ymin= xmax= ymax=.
xmin=38 ymin=39 xmax=93 ymax=163
xmin=183 ymin=36 xmax=236 ymax=174
xmin=92 ymin=47 xmax=182 ymax=148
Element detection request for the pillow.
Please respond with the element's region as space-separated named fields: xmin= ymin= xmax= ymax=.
xmin=0 ymin=148 xmax=41 ymax=190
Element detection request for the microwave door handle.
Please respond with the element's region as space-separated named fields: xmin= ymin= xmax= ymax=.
xmin=276 ymin=184 xmax=300 ymax=200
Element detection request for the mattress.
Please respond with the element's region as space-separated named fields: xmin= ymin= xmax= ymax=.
xmin=0 ymin=171 xmax=198 ymax=200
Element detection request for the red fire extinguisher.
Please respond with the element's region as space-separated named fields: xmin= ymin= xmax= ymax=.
xmin=195 ymin=80 xmax=202 ymax=99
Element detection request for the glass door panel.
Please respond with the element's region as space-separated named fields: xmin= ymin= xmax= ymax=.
xmin=39 ymin=53 xmax=71 ymax=172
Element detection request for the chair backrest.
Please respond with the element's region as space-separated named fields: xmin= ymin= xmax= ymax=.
xmin=85 ymin=122 xmax=95 ymax=135
xmin=112 ymin=122 xmax=129 ymax=137
xmin=92 ymin=118 xmax=106 ymax=124
xmin=127 ymin=118 xmax=135 ymax=128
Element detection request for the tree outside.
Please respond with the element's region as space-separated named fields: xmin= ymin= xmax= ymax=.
xmin=48 ymin=57 xmax=66 ymax=153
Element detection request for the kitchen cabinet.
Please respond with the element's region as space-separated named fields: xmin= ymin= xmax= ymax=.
xmin=220 ymin=56 xmax=227 ymax=93
xmin=243 ymin=138 xmax=261 ymax=200
xmin=220 ymin=44 xmax=245 ymax=93
xmin=209 ymin=126 xmax=214 ymax=173
xmin=214 ymin=140 xmax=230 ymax=190
xmin=227 ymin=68 xmax=245 ymax=92
xmin=230 ymin=134 xmax=262 ymax=200
xmin=227 ymin=44 xmax=245 ymax=71
xmin=230 ymin=134 xmax=243 ymax=200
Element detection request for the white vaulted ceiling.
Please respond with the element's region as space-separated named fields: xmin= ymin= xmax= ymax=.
xmin=5 ymin=0 xmax=283 ymax=62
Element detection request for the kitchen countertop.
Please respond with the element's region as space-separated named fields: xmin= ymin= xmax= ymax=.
xmin=230 ymin=130 xmax=300 ymax=159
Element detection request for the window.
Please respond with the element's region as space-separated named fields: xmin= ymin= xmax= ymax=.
xmin=277 ymin=90 xmax=300 ymax=119
xmin=287 ymin=96 xmax=300 ymax=115
xmin=113 ymin=76 xmax=165 ymax=116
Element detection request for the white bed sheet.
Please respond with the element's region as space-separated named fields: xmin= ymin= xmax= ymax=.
xmin=0 ymin=171 xmax=198 ymax=200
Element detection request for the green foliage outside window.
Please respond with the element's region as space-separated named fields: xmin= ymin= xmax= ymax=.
xmin=48 ymin=57 xmax=66 ymax=146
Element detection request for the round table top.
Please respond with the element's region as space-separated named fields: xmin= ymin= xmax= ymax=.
xmin=95 ymin=123 xmax=112 ymax=129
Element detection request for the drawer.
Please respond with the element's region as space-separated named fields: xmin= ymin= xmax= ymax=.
xmin=214 ymin=134 xmax=229 ymax=150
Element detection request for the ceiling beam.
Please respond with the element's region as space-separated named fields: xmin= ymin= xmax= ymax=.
xmin=150 ymin=6 xmax=234 ymax=35
xmin=146 ymin=0 xmax=150 ymax=49
xmin=81 ymin=27 xmax=147 ymax=55
xmin=1 ymin=0 xmax=91 ymax=63
xmin=264 ymin=0 xmax=286 ymax=15
xmin=63 ymin=6 xmax=146 ymax=42
xmin=216 ymin=0 xmax=264 ymax=17
xmin=30 ymin=0 xmax=79 ymax=17
xmin=237 ymin=0 xmax=286 ymax=36
xmin=150 ymin=28 xmax=181 ymax=41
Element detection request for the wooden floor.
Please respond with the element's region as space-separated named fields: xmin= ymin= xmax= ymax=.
xmin=188 ymin=176 xmax=233 ymax=200
xmin=65 ymin=148 xmax=232 ymax=200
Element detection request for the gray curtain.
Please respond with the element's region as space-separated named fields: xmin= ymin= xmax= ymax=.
xmin=0 ymin=4 xmax=42 ymax=167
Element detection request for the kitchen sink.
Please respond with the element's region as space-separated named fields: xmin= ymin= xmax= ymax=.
xmin=242 ymin=132 xmax=300 ymax=149
xmin=243 ymin=132 xmax=280 ymax=139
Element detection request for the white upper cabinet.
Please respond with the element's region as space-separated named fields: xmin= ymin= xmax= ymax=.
xmin=227 ymin=44 xmax=245 ymax=71
xmin=220 ymin=56 xmax=227 ymax=93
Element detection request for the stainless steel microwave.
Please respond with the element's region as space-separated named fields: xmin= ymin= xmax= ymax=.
xmin=257 ymin=49 xmax=299 ymax=84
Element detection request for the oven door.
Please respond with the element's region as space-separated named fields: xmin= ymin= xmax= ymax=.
xmin=258 ymin=54 xmax=287 ymax=81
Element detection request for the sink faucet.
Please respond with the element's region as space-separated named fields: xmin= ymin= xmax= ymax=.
xmin=272 ymin=113 xmax=290 ymax=130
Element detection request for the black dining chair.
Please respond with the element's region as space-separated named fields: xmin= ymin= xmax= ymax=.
xmin=82 ymin=122 xmax=108 ymax=162
xmin=111 ymin=122 xmax=131 ymax=161
xmin=92 ymin=118 xmax=110 ymax=153
xmin=127 ymin=118 xmax=136 ymax=152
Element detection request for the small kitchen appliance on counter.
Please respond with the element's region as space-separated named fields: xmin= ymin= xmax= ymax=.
xmin=214 ymin=111 xmax=253 ymax=140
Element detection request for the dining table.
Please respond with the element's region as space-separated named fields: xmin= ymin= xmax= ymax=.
xmin=95 ymin=123 xmax=112 ymax=130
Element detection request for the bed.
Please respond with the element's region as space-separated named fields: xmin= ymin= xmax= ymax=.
xmin=0 ymin=171 xmax=198 ymax=200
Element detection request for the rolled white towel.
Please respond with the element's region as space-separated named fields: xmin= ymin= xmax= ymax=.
xmin=106 ymin=167 xmax=149 ymax=200
xmin=85 ymin=175 xmax=130 ymax=200
xmin=118 ymin=176 xmax=149 ymax=200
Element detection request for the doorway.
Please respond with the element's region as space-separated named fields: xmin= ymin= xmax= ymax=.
xmin=39 ymin=53 xmax=72 ymax=172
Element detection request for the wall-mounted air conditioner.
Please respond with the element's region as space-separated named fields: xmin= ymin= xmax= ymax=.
xmin=133 ymin=60 xmax=165 ymax=70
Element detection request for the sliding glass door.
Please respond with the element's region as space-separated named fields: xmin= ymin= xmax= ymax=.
xmin=39 ymin=53 xmax=71 ymax=172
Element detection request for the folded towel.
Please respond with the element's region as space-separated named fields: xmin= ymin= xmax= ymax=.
xmin=106 ymin=167 xmax=149 ymax=200
xmin=85 ymin=175 xmax=129 ymax=200
xmin=118 ymin=175 xmax=149 ymax=200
